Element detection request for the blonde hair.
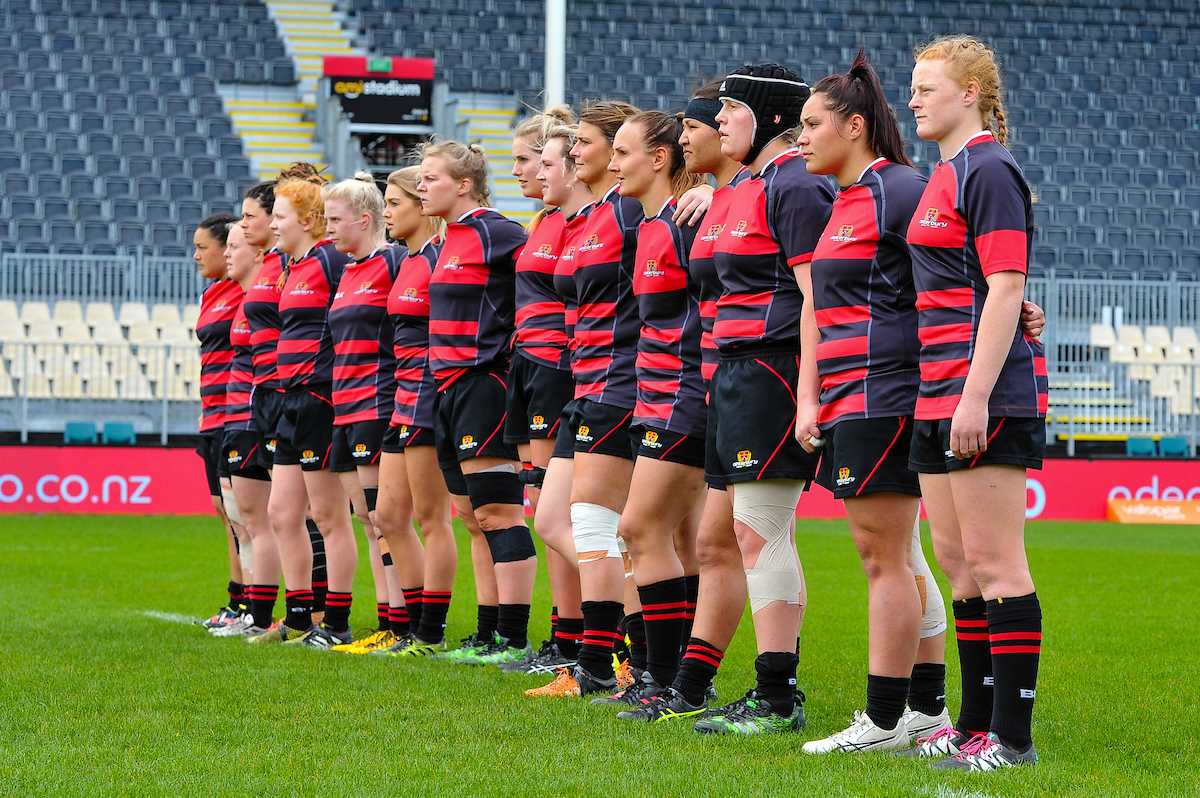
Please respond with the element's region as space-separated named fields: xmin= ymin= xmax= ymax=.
xmin=514 ymin=104 xmax=577 ymax=153
xmin=275 ymin=166 xmax=328 ymax=239
xmin=916 ymin=35 xmax=1010 ymax=145
xmin=323 ymin=171 xmax=385 ymax=237
xmin=386 ymin=165 xmax=446 ymax=238
xmin=418 ymin=139 xmax=491 ymax=204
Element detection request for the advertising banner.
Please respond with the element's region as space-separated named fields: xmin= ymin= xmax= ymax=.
xmin=323 ymin=55 xmax=435 ymax=126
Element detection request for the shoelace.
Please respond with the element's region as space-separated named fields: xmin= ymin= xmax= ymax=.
xmin=722 ymin=692 xmax=761 ymax=721
xmin=829 ymin=711 xmax=871 ymax=744
xmin=952 ymin=733 xmax=995 ymax=761
xmin=917 ymin=725 xmax=958 ymax=748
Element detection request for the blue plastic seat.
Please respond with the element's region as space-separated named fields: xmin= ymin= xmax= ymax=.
xmin=64 ymin=420 xmax=99 ymax=444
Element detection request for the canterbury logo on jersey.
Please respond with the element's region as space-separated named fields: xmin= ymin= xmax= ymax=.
xmin=560 ymin=247 xmax=577 ymax=262
xmin=641 ymin=430 xmax=662 ymax=449
xmin=575 ymin=425 xmax=594 ymax=443
xmin=352 ymin=443 xmax=370 ymax=458
xmin=443 ymin=256 xmax=464 ymax=270
xmin=290 ymin=281 xmax=315 ymax=295
xmin=459 ymin=435 xmax=478 ymax=450
xmin=732 ymin=449 xmax=759 ymax=469
xmin=729 ymin=220 xmax=750 ymax=238
xmin=532 ymin=244 xmax=556 ymax=259
xmin=353 ymin=281 xmax=382 ymax=294
xmin=830 ymin=225 xmax=857 ymax=242
xmin=300 ymin=449 xmax=319 ymax=464
xmin=529 ymin=415 xmax=548 ymax=431
xmin=919 ymin=208 xmax=949 ymax=228
xmin=701 ymin=223 xmax=724 ymax=242
xmin=579 ymin=235 xmax=604 ymax=252
xmin=642 ymin=259 xmax=664 ymax=278
xmin=836 ymin=466 xmax=855 ymax=486
xmin=396 ymin=287 xmax=424 ymax=303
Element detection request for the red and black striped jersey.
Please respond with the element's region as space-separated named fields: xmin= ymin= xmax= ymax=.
xmin=688 ymin=169 xmax=747 ymax=385
xmin=329 ymin=244 xmax=404 ymax=425
xmin=428 ymin=208 xmax=527 ymax=387
xmin=572 ymin=184 xmax=644 ymax=407
xmin=387 ymin=237 xmax=441 ymax=427
xmin=907 ymin=132 xmax=1047 ymax=420
xmin=196 ymin=278 xmax=242 ymax=432
xmin=224 ymin=298 xmax=254 ymax=431
xmin=811 ymin=159 xmax=926 ymax=428
xmin=632 ymin=199 xmax=706 ymax=436
xmin=241 ymin=248 xmax=288 ymax=390
xmin=553 ymin=204 xmax=595 ymax=355
xmin=277 ymin=240 xmax=351 ymax=389
xmin=515 ymin=207 xmax=570 ymax=370
xmin=712 ymin=149 xmax=835 ymax=353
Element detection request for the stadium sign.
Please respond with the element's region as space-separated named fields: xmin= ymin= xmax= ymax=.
xmin=323 ymin=55 xmax=435 ymax=126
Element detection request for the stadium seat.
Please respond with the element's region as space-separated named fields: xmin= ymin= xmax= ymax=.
xmin=151 ymin=303 xmax=182 ymax=328
xmin=1124 ymin=437 xmax=1157 ymax=457
xmin=85 ymin=302 xmax=116 ymax=326
xmin=20 ymin=302 xmax=52 ymax=325
xmin=118 ymin=303 xmax=149 ymax=327
xmin=63 ymin=419 xmax=98 ymax=444
xmin=102 ymin=420 xmax=137 ymax=444
xmin=182 ymin=304 xmax=200 ymax=329
xmin=1145 ymin=326 xmax=1172 ymax=349
xmin=1089 ymin=324 xmax=1116 ymax=348
xmin=127 ymin=322 xmax=160 ymax=345
xmin=1117 ymin=326 xmax=1145 ymax=350
xmin=1159 ymin=436 xmax=1191 ymax=457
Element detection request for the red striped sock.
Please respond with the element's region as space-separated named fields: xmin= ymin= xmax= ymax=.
xmin=675 ymin=637 xmax=724 ymax=706
xmin=953 ymin=596 xmax=993 ymax=735
xmin=987 ymin=593 xmax=1041 ymax=750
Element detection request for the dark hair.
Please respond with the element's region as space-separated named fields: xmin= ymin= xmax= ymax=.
xmin=810 ymin=50 xmax=913 ymax=167
xmin=626 ymin=110 xmax=703 ymax=200
xmin=579 ymin=100 xmax=640 ymax=143
xmin=196 ymin=213 xmax=238 ymax=246
xmin=244 ymin=181 xmax=276 ymax=215
xmin=691 ymin=77 xmax=724 ymax=101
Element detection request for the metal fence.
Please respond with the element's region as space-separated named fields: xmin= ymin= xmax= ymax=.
xmin=0 ymin=253 xmax=205 ymax=307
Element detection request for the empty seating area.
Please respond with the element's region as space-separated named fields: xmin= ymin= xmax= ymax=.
xmin=0 ymin=299 xmax=201 ymax=403
xmin=0 ymin=0 xmax=295 ymax=257
xmin=350 ymin=0 xmax=1200 ymax=280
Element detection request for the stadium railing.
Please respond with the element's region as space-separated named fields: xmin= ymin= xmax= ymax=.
xmin=0 ymin=253 xmax=204 ymax=307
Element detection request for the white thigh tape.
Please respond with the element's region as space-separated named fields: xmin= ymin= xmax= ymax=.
xmin=571 ymin=502 xmax=622 ymax=560
xmin=910 ymin=516 xmax=947 ymax=637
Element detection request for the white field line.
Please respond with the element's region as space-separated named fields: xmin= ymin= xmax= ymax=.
xmin=140 ymin=610 xmax=198 ymax=625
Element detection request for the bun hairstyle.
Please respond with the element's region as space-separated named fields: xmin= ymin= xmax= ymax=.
xmin=196 ymin=212 xmax=238 ymax=246
xmin=626 ymin=110 xmax=703 ymax=200
xmin=514 ymin=104 xmax=578 ymax=153
xmin=417 ymin=139 xmax=491 ymax=205
xmin=579 ymin=100 xmax=640 ymax=143
xmin=244 ymin=181 xmax=276 ymax=214
xmin=915 ymin=35 xmax=1010 ymax=145
xmin=323 ymin=172 xmax=386 ymax=238
xmin=810 ymin=49 xmax=914 ymax=167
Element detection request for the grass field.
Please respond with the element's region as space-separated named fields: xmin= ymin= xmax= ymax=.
xmin=2 ymin=514 xmax=1196 ymax=797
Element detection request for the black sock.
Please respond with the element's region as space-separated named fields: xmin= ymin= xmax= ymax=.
xmin=376 ymin=602 xmax=389 ymax=631
xmin=402 ymin=586 xmax=424 ymax=632
xmin=638 ymin=577 xmax=688 ymax=687
xmin=908 ymin=662 xmax=947 ymax=717
xmin=311 ymin=581 xmax=328 ymax=614
xmin=307 ymin=520 xmax=327 ymax=610
xmin=389 ymin=604 xmax=410 ymax=636
xmin=550 ymin=605 xmax=558 ymax=641
xmin=284 ymin=589 xmax=313 ymax=631
xmin=227 ymin=580 xmax=245 ymax=611
xmin=323 ymin=591 xmax=352 ymax=633
xmin=754 ymin=651 xmax=799 ymax=716
xmin=674 ymin=637 xmax=724 ymax=706
xmin=952 ymin=596 xmax=993 ymax=735
xmin=681 ymin=574 xmax=699 ymax=645
xmin=476 ymin=603 xmax=499 ymax=641
xmin=498 ymin=603 xmax=531 ymax=648
xmin=417 ymin=590 xmax=451 ymax=643
xmin=987 ymin=593 xmax=1042 ymax=751
xmin=866 ymin=673 xmax=910 ymax=730
xmin=247 ymin=584 xmax=278 ymax=629
xmin=578 ymin=600 xmax=624 ymax=680
xmin=624 ymin=612 xmax=647 ymax=673
xmin=554 ymin=616 xmax=583 ymax=658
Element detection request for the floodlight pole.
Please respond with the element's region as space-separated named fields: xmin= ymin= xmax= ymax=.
xmin=545 ymin=0 xmax=566 ymax=106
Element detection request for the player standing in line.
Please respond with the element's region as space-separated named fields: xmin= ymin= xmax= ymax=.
xmin=324 ymin=174 xmax=409 ymax=653
xmin=693 ymin=64 xmax=835 ymax=736
xmin=506 ymin=107 xmax=585 ymax=668
xmin=418 ymin=141 xmax=539 ymax=666
xmin=250 ymin=173 xmax=356 ymax=648
xmin=374 ymin=166 xmax=460 ymax=656
xmin=903 ymin=36 xmax=1046 ymax=771
xmin=211 ymin=221 xmax=279 ymax=638
xmin=193 ymin=213 xmax=250 ymax=630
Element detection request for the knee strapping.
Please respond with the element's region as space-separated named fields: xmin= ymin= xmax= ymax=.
xmin=519 ymin=465 xmax=547 ymax=488
xmin=733 ymin=480 xmax=806 ymax=613
xmin=571 ymin=502 xmax=622 ymax=562
xmin=910 ymin=518 xmax=947 ymax=638
xmin=463 ymin=467 xmax=525 ymax=510
xmin=220 ymin=484 xmax=242 ymax=526
xmin=486 ymin=524 xmax=537 ymax=562
xmin=363 ymin=486 xmax=378 ymax=514
xmin=237 ymin=539 xmax=254 ymax=575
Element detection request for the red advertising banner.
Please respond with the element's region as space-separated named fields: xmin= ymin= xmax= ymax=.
xmin=0 ymin=448 xmax=1194 ymax=520
xmin=0 ymin=446 xmax=212 ymax=515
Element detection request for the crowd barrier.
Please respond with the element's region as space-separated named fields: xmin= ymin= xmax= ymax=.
xmin=1 ymin=446 xmax=1194 ymax=520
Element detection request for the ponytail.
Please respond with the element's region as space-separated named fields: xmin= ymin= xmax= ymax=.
xmin=811 ymin=50 xmax=913 ymax=167
xmin=915 ymin=35 xmax=1010 ymax=145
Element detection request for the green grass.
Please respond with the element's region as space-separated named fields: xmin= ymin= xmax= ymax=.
xmin=1 ymin=515 xmax=1196 ymax=797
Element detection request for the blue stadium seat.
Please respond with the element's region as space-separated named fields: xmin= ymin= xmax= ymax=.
xmin=64 ymin=420 xmax=98 ymax=444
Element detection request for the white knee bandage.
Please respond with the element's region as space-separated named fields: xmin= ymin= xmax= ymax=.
xmin=238 ymin=538 xmax=254 ymax=575
xmin=910 ymin=517 xmax=947 ymax=638
xmin=734 ymin=480 xmax=806 ymax=613
xmin=220 ymin=484 xmax=243 ymax=526
xmin=571 ymin=502 xmax=622 ymax=562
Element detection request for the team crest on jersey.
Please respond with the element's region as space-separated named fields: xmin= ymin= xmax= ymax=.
xmin=919 ymin=207 xmax=949 ymax=229
xmin=836 ymin=466 xmax=855 ymax=487
xmin=353 ymin=280 xmax=381 ymax=295
xmin=729 ymin=219 xmax=749 ymax=238
xmin=533 ymin=243 xmax=555 ymax=259
xmin=444 ymin=255 xmax=463 ymax=270
xmin=732 ymin=449 xmax=759 ymax=469
xmin=398 ymin=424 xmax=410 ymax=439
xmin=701 ymin=223 xmax=723 ymax=242
xmin=579 ymin=234 xmax=603 ymax=252
xmin=831 ymin=225 xmax=857 ymax=243
xmin=353 ymin=442 xmax=369 ymax=459
xmin=290 ymin=280 xmax=314 ymax=296
xmin=641 ymin=430 xmax=662 ymax=449
xmin=300 ymin=449 xmax=318 ymax=464
xmin=560 ymin=246 xmax=576 ymax=262
xmin=266 ymin=438 xmax=277 ymax=453
xmin=226 ymin=449 xmax=240 ymax=464
xmin=642 ymin=259 xmax=664 ymax=278
xmin=459 ymin=434 xmax=477 ymax=450
xmin=211 ymin=302 xmax=232 ymax=314
xmin=576 ymin=425 xmax=594 ymax=443
xmin=530 ymin=415 xmax=548 ymax=432
xmin=397 ymin=286 xmax=423 ymax=303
